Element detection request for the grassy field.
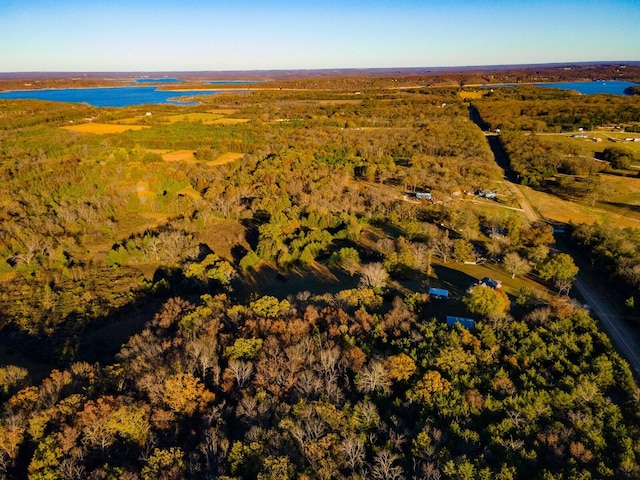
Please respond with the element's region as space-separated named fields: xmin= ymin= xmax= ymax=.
xmin=162 ymin=112 xmax=225 ymax=124
xmin=62 ymin=123 xmax=151 ymax=134
xmin=542 ymin=131 xmax=640 ymax=158
xmin=520 ymin=183 xmax=640 ymax=228
xmin=113 ymin=116 xmax=149 ymax=125
xmin=210 ymin=152 xmax=246 ymax=165
xmin=206 ymin=108 xmax=239 ymax=115
xmin=161 ymin=149 xmax=197 ymax=162
xmin=210 ymin=118 xmax=251 ymax=125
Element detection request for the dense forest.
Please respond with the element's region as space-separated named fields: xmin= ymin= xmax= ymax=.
xmin=1 ymin=71 xmax=640 ymax=479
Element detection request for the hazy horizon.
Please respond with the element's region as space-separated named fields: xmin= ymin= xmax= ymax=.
xmin=1 ymin=0 xmax=639 ymax=73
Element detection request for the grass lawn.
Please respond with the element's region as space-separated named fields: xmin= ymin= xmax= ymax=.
xmin=542 ymin=131 xmax=640 ymax=158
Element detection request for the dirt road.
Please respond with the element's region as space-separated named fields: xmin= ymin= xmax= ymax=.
xmin=476 ymin=123 xmax=640 ymax=380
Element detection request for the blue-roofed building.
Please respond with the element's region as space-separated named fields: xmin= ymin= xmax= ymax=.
xmin=428 ymin=287 xmax=449 ymax=299
xmin=446 ymin=316 xmax=476 ymax=330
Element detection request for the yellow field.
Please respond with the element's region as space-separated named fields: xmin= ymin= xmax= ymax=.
xmin=206 ymin=108 xmax=239 ymax=115
xmin=459 ymin=91 xmax=485 ymax=100
xmin=156 ymin=150 xmax=244 ymax=165
xmin=210 ymin=152 xmax=245 ymax=165
xmin=161 ymin=150 xmax=196 ymax=162
xmin=163 ymin=112 xmax=225 ymax=124
xmin=62 ymin=123 xmax=150 ymax=134
xmin=211 ymin=118 xmax=250 ymax=125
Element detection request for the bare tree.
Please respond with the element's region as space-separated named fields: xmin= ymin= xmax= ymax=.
xmin=503 ymin=252 xmax=532 ymax=279
xmin=359 ymin=262 xmax=389 ymax=290
xmin=226 ymin=360 xmax=254 ymax=388
xmin=433 ymin=231 xmax=453 ymax=263
xmin=341 ymin=435 xmax=365 ymax=472
xmin=370 ymin=450 xmax=404 ymax=480
xmin=355 ymin=360 xmax=391 ymax=395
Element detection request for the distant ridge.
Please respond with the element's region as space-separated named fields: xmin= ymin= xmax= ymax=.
xmin=1 ymin=61 xmax=640 ymax=79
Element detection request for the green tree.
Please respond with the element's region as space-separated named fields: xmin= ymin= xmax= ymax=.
xmin=329 ymin=247 xmax=361 ymax=276
xmin=538 ymin=253 xmax=579 ymax=292
xmin=603 ymin=146 xmax=633 ymax=170
xmin=463 ymin=284 xmax=510 ymax=318
xmin=184 ymin=254 xmax=236 ymax=289
xmin=141 ymin=447 xmax=185 ymax=480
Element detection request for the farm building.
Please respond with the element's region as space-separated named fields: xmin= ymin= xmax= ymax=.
xmin=428 ymin=287 xmax=449 ymax=299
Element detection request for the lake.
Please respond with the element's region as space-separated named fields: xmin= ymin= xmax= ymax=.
xmin=535 ymin=80 xmax=638 ymax=96
xmin=0 ymin=86 xmax=221 ymax=107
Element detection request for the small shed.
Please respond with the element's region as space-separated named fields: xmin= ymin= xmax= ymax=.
xmin=446 ymin=316 xmax=476 ymax=330
xmin=428 ymin=287 xmax=449 ymax=299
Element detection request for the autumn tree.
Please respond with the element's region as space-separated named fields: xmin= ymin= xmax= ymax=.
xmin=463 ymin=284 xmax=510 ymax=318
xmin=162 ymin=373 xmax=215 ymax=416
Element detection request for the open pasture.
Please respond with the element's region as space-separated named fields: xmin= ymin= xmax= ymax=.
xmin=62 ymin=123 xmax=150 ymax=134
xmin=162 ymin=112 xmax=225 ymax=123
xmin=161 ymin=149 xmax=197 ymax=162
xmin=520 ymin=183 xmax=640 ymax=228
xmin=155 ymin=150 xmax=244 ymax=165
xmin=210 ymin=117 xmax=251 ymax=125
xmin=206 ymin=108 xmax=239 ymax=115
xmin=113 ymin=116 xmax=149 ymax=125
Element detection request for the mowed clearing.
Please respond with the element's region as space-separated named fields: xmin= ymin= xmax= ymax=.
xmin=161 ymin=150 xmax=197 ymax=162
xmin=520 ymin=183 xmax=640 ymax=228
xmin=209 ymin=152 xmax=245 ymax=165
xmin=62 ymin=123 xmax=150 ymax=134
xmin=162 ymin=112 xmax=250 ymax=125
xmin=162 ymin=112 xmax=225 ymax=124
xmin=153 ymin=149 xmax=245 ymax=166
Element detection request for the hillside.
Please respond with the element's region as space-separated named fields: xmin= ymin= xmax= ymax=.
xmin=1 ymin=74 xmax=640 ymax=479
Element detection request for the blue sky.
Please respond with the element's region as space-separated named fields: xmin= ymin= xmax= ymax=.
xmin=1 ymin=0 xmax=639 ymax=72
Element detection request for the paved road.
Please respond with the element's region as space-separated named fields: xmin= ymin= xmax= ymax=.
xmin=574 ymin=278 xmax=640 ymax=378
xmin=476 ymin=124 xmax=640 ymax=380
